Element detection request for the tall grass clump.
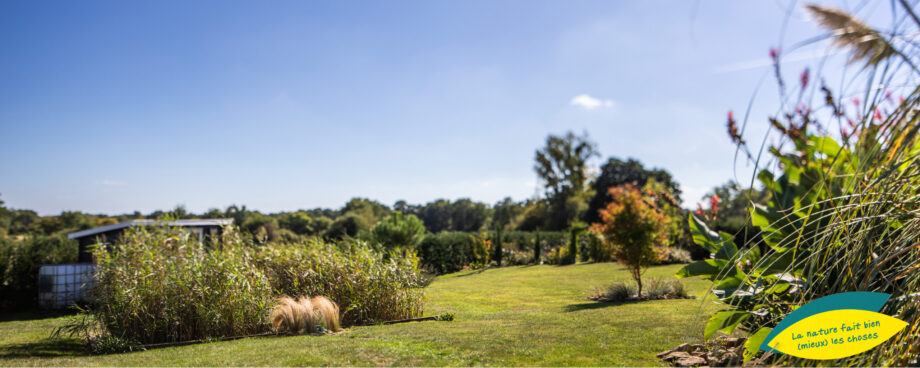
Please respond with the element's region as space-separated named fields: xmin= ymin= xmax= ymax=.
xmin=694 ymin=2 xmax=920 ymax=365
xmin=91 ymin=225 xmax=273 ymax=344
xmin=89 ymin=225 xmax=425 ymax=345
xmin=269 ymin=295 xmax=340 ymax=334
xmin=255 ymin=240 xmax=425 ymax=326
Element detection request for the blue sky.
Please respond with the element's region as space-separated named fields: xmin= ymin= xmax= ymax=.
xmin=0 ymin=1 xmax=887 ymax=215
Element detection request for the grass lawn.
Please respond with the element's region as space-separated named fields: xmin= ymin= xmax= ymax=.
xmin=0 ymin=263 xmax=721 ymax=366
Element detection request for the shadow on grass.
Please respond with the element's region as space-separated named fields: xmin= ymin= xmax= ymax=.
xmin=455 ymin=269 xmax=487 ymax=277
xmin=563 ymin=300 xmax=644 ymax=312
xmin=0 ymin=338 xmax=87 ymax=359
xmin=0 ymin=310 xmax=78 ymax=323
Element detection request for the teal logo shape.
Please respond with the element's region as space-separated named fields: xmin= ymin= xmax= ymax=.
xmin=760 ymin=291 xmax=890 ymax=353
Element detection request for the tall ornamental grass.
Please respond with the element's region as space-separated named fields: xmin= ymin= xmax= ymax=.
xmin=91 ymin=225 xmax=425 ymax=345
xmin=255 ymin=240 xmax=425 ymax=326
xmin=92 ymin=226 xmax=273 ymax=344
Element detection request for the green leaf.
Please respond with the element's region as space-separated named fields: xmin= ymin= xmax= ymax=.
xmin=751 ymin=205 xmax=788 ymax=252
xmin=675 ymin=259 xmax=728 ymax=279
xmin=754 ymin=251 xmax=795 ymax=275
xmin=704 ymin=311 xmax=748 ymax=340
xmin=714 ymin=276 xmax=743 ymax=289
xmin=808 ymin=135 xmax=842 ymax=157
xmin=744 ymin=327 xmax=772 ymax=362
xmin=714 ymin=232 xmax=737 ymax=259
xmin=688 ymin=214 xmax=735 ymax=257
xmin=764 ymin=281 xmax=791 ymax=295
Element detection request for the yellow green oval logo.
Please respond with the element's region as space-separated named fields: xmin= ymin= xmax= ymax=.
xmin=766 ymin=309 xmax=907 ymax=360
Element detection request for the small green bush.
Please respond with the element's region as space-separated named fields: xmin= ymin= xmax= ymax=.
xmin=644 ymin=277 xmax=687 ymax=299
xmin=415 ymin=232 xmax=476 ymax=274
xmin=369 ymin=211 xmax=426 ymax=249
xmin=593 ymin=278 xmax=686 ymax=301
xmin=0 ymin=235 xmax=78 ymax=311
xmin=653 ymin=247 xmax=692 ymax=265
xmin=593 ymin=282 xmax=636 ymax=302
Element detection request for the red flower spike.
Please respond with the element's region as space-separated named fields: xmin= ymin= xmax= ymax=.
xmin=852 ymin=97 xmax=860 ymax=106
xmin=800 ymin=68 xmax=810 ymax=89
xmin=874 ymin=108 xmax=883 ymax=121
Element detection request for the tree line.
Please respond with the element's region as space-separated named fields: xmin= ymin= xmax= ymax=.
xmin=0 ymin=131 xmax=763 ymax=255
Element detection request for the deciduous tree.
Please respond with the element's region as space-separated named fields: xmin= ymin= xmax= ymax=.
xmin=591 ymin=184 xmax=669 ymax=296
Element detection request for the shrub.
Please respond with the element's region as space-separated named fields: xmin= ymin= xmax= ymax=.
xmin=0 ymin=235 xmax=78 ymax=311
xmin=370 ymin=211 xmax=426 ymax=249
xmin=415 ymin=232 xmax=476 ymax=274
xmin=543 ymin=246 xmax=571 ymax=265
xmin=470 ymin=233 xmax=491 ymax=268
xmin=591 ymin=184 xmax=669 ymax=296
xmin=414 ymin=231 xmax=569 ymax=273
xmin=501 ymin=248 xmax=532 ymax=266
xmin=592 ymin=282 xmax=636 ymax=302
xmin=644 ymin=278 xmax=686 ymax=299
xmin=653 ymin=247 xmax=692 ymax=265
xmin=592 ymin=278 xmax=686 ymax=302
xmin=585 ymin=231 xmax=615 ymax=262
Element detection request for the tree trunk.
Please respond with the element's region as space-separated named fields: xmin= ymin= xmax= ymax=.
xmin=634 ymin=268 xmax=643 ymax=297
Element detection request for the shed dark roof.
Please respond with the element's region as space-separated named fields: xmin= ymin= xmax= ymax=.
xmin=67 ymin=219 xmax=233 ymax=239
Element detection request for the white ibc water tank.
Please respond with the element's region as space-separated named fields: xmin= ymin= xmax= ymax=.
xmin=37 ymin=263 xmax=96 ymax=309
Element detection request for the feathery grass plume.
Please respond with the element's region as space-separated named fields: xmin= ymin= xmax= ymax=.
xmin=270 ymin=296 xmax=316 ymax=334
xmin=310 ymin=296 xmax=341 ymax=332
xmin=805 ymin=4 xmax=895 ymax=66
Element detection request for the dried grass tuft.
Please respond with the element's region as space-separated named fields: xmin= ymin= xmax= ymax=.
xmin=270 ymin=295 xmax=340 ymax=334
xmin=311 ymin=296 xmax=341 ymax=332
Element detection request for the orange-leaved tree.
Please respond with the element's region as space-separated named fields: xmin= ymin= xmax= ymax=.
xmin=591 ymin=184 xmax=669 ymax=296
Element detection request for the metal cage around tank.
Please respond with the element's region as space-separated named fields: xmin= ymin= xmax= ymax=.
xmin=37 ymin=263 xmax=95 ymax=309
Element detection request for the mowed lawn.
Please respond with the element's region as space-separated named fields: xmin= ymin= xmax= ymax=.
xmin=0 ymin=263 xmax=721 ymax=366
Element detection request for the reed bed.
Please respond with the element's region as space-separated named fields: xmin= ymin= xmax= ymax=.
xmin=255 ymin=240 xmax=425 ymax=326
xmin=90 ymin=226 xmax=423 ymax=345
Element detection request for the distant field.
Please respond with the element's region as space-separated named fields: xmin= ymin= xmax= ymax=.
xmin=0 ymin=263 xmax=720 ymax=366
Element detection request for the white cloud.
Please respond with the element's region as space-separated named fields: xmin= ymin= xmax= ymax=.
xmin=570 ymin=94 xmax=615 ymax=110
